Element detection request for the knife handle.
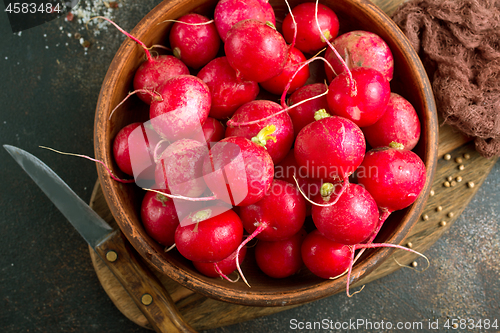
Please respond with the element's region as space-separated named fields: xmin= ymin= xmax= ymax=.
xmin=94 ymin=230 xmax=197 ymax=333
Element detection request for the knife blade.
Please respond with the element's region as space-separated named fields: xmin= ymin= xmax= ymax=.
xmin=3 ymin=144 xmax=196 ymax=333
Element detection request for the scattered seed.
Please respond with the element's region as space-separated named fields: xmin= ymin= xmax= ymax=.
xmin=406 ymin=242 xmax=413 ymax=248
xmin=74 ymin=32 xmax=81 ymax=39
xmin=411 ymin=261 xmax=418 ymax=267
xmin=453 ymin=323 xmax=458 ymax=329
xmin=447 ymin=176 xmax=453 ymax=182
xmin=439 ymin=220 xmax=447 ymax=227
xmin=444 ymin=154 xmax=451 ymax=160
xmin=455 ymin=157 xmax=463 ymax=164
xmin=447 ymin=212 xmax=454 ymax=218
xmin=450 ymin=180 xmax=457 ymax=187
xmin=436 ymin=206 xmax=443 ymax=212
xmin=444 ymin=181 xmax=451 ymax=187
xmin=422 ymin=214 xmax=429 ymax=221
xmin=458 ymin=164 xmax=465 ymax=170
xmin=456 ymin=176 xmax=462 ymax=182
xmin=463 ymin=153 xmax=471 ymax=160
xmin=467 ymin=181 xmax=475 ymax=188
xmin=430 ymin=189 xmax=435 ymax=196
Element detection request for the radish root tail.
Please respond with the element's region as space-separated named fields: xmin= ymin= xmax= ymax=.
xmin=39 ymin=146 xmax=135 ymax=184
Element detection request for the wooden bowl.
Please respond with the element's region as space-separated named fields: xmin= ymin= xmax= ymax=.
xmin=94 ymin=0 xmax=438 ymax=306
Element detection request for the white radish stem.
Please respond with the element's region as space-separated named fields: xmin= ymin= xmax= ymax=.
xmin=39 ymin=146 xmax=135 ymax=184
xmin=314 ymin=0 xmax=356 ymax=95
xmin=142 ymin=188 xmax=217 ymax=202
xmin=108 ymin=89 xmax=162 ymax=120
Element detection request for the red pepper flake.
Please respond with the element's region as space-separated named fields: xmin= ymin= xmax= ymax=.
xmin=109 ymin=1 xmax=119 ymax=8
xmin=66 ymin=12 xmax=74 ymax=22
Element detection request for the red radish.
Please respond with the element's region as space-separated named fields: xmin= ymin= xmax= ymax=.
xmin=214 ymin=0 xmax=274 ymax=42
xmin=140 ymin=191 xmax=204 ymax=247
xmin=294 ymin=112 xmax=366 ymax=182
xmin=193 ymin=246 xmax=247 ymax=279
xmin=169 ymin=13 xmax=221 ymax=69
xmin=202 ymin=136 xmax=274 ymax=207
xmin=191 ymin=117 xmax=225 ymax=145
xmin=225 ymin=100 xmax=294 ymax=164
xmin=197 ymin=57 xmax=259 ymax=120
xmin=141 ymin=190 xmax=179 ymax=247
xmin=155 ymin=139 xmax=208 ymax=198
xmin=362 ymin=93 xmax=421 ymax=150
xmin=175 ymin=206 xmax=244 ymax=262
xmin=348 ymin=147 xmax=427 ymax=278
xmin=113 ymin=122 xmax=160 ymax=179
xmin=238 ymin=180 xmax=307 ymax=242
xmin=356 ymin=147 xmax=426 ymax=214
xmin=287 ymin=83 xmax=331 ymax=135
xmin=325 ymin=30 xmax=394 ymax=82
xmin=327 ymin=67 xmax=390 ymax=128
xmin=281 ymin=2 xmax=339 ymax=54
xmin=133 ymin=56 xmax=190 ymax=104
xmin=311 ymin=182 xmax=378 ymax=245
xmin=90 ymin=17 xmax=189 ymax=105
xmin=225 ymin=19 xmax=288 ymax=82
xmin=150 ymin=75 xmax=211 ymax=141
xmin=259 ymin=46 xmax=310 ymax=96
xmin=301 ymin=230 xmax=353 ymax=279
xmin=255 ymin=229 xmax=307 ymax=278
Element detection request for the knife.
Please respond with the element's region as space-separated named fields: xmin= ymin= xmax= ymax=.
xmin=3 ymin=144 xmax=196 ymax=333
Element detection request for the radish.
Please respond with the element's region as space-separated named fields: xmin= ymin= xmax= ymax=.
xmin=175 ymin=206 xmax=244 ymax=262
xmin=113 ymin=122 xmax=160 ymax=181
xmin=202 ymin=136 xmax=274 ymax=207
xmin=356 ymin=147 xmax=426 ymax=215
xmin=141 ymin=190 xmax=179 ymax=247
xmin=133 ymin=56 xmax=190 ymax=104
xmin=325 ymin=30 xmax=394 ymax=82
xmin=140 ymin=191 xmax=204 ymax=247
xmin=301 ymin=230 xmax=353 ymax=279
xmin=355 ymin=146 xmax=426 ymax=247
xmin=259 ymin=46 xmax=310 ymax=96
xmin=193 ymin=246 xmax=247 ymax=280
xmin=225 ymin=19 xmax=288 ymax=82
xmin=327 ymin=67 xmax=390 ymax=128
xmin=255 ymin=228 xmax=307 ymax=278
xmin=197 ymin=56 xmax=260 ymax=120
xmin=287 ymin=83 xmax=331 ymax=136
xmin=294 ymin=111 xmax=366 ymax=183
xmin=169 ymin=13 xmax=221 ymax=69
xmin=281 ymin=2 xmax=339 ymax=54
xmin=191 ymin=116 xmax=225 ymax=145
xmin=362 ymin=93 xmax=421 ymax=150
xmin=90 ymin=16 xmax=189 ymax=105
xmin=311 ymin=182 xmax=379 ymax=245
xmin=150 ymin=75 xmax=211 ymax=141
xmin=238 ymin=179 xmax=307 ymax=242
xmin=214 ymin=0 xmax=274 ymax=42
xmin=225 ymin=100 xmax=294 ymax=164
xmin=155 ymin=138 xmax=208 ymax=198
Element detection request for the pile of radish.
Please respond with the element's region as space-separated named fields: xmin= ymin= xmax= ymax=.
xmin=105 ymin=0 xmax=427 ymax=294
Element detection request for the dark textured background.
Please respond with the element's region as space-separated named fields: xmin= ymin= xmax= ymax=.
xmin=1 ymin=1 xmax=499 ymax=332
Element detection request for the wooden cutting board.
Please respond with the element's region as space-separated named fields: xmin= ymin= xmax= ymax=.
xmin=88 ymin=122 xmax=498 ymax=331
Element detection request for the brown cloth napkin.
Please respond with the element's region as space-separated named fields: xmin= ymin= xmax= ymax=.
xmin=392 ymin=0 xmax=500 ymax=158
